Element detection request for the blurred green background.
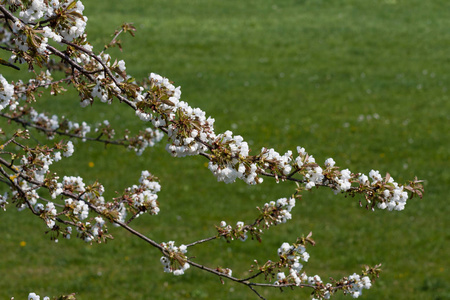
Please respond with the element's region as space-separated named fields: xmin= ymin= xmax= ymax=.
xmin=1 ymin=0 xmax=449 ymax=299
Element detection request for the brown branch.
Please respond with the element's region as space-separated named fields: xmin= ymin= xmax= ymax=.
xmin=100 ymin=26 xmax=124 ymax=55
xmin=0 ymin=5 xmax=17 ymax=22
xmin=45 ymin=44 xmax=95 ymax=81
xmin=60 ymin=39 xmax=137 ymax=109
xmin=0 ymin=164 xmax=38 ymax=214
xmin=247 ymin=285 xmax=267 ymax=300
xmin=0 ymin=112 xmax=131 ymax=146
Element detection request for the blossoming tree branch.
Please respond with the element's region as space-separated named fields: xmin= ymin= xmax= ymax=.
xmin=0 ymin=1 xmax=424 ymax=300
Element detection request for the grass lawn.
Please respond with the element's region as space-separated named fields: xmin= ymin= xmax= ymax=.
xmin=1 ymin=0 xmax=449 ymax=299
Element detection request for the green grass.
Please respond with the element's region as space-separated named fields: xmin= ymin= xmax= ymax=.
xmin=1 ymin=0 xmax=449 ymax=299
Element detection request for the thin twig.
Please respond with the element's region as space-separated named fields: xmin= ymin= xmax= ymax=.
xmin=185 ymin=235 xmax=218 ymax=247
xmin=0 ymin=112 xmax=130 ymax=146
xmin=247 ymin=285 xmax=267 ymax=300
xmin=241 ymin=270 xmax=264 ymax=282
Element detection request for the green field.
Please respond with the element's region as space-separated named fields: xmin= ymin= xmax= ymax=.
xmin=1 ymin=0 xmax=449 ymax=299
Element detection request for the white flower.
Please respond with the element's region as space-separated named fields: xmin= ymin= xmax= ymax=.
xmin=305 ymin=181 xmax=315 ymax=190
xmin=53 ymin=151 xmax=62 ymax=162
xmin=292 ymin=261 xmax=303 ymax=272
xmin=160 ymin=256 xmax=169 ymax=265
xmin=297 ymin=146 xmax=306 ymax=155
xmin=377 ymin=202 xmax=387 ymax=210
xmin=160 ymin=241 xmax=189 ymax=275
xmin=277 ymin=272 xmax=286 ymax=280
xmin=341 ymin=169 xmax=351 ymax=180
xmin=351 ymin=291 xmax=361 ymax=298
xmin=369 ymin=169 xmax=382 ymax=183
xmin=224 ymin=268 xmax=232 ymax=276
xmin=42 ymin=26 xmax=62 ymax=43
xmin=361 ymin=276 xmax=372 ymax=289
xmin=173 ymin=269 xmax=184 ymax=276
xmin=117 ymin=60 xmax=126 ymax=71
xmin=0 ymin=75 xmax=15 ymax=111
xmin=295 ymin=156 xmax=304 ymax=168
xmin=308 ymin=275 xmax=322 ymax=284
xmin=179 ymin=244 xmax=187 ymax=253
xmin=359 ymin=174 xmax=369 ymax=184
xmin=28 ymin=293 xmax=40 ymax=300
xmin=301 ymin=252 xmax=310 ymax=262
xmin=34 ymin=203 xmax=44 ymax=212
xmin=182 ymin=262 xmax=190 ymax=271
xmin=63 ymin=141 xmax=74 ymax=157
xmin=277 ymin=242 xmax=292 ymax=255
xmin=0 ymin=192 xmax=8 ymax=211
xmin=325 ymin=158 xmax=336 ymax=168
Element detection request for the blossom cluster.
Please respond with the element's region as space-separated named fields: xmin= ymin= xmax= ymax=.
xmin=76 ymin=216 xmax=107 ymax=243
xmin=8 ymin=140 xmax=73 ymax=212
xmin=215 ymin=197 xmax=298 ymax=244
xmin=0 ymin=70 xmax=51 ymax=112
xmin=275 ymin=241 xmax=310 ymax=286
xmin=1 ymin=126 xmax=164 ymax=242
xmin=5 ymin=138 xmax=104 ymax=240
xmin=8 ymin=0 xmax=87 ymax=62
xmin=126 ymin=127 xmax=164 ymax=156
xmin=209 ymin=132 xmax=262 ymax=184
xmin=344 ymin=273 xmax=372 ymax=298
xmin=273 ymin=241 xmax=373 ymax=299
xmin=4 ymin=104 xmax=164 ymax=154
xmin=160 ymin=241 xmax=190 ymax=276
xmin=122 ymin=170 xmax=161 ymax=218
xmin=138 ymin=73 xmax=214 ymax=158
xmin=26 ymin=292 xmax=49 ymax=300
xmin=217 ymin=220 xmax=251 ymax=242
xmin=0 ymin=74 xmax=16 ymax=111
xmin=136 ymin=73 xmax=266 ymax=184
xmin=365 ymin=170 xmax=409 ymax=211
xmin=19 ymin=292 xmax=76 ymax=300
xmin=12 ymin=179 xmax=39 ymax=211
xmin=0 ymin=192 xmax=8 ymax=210
xmin=34 ymin=201 xmax=57 ymax=228
xmin=263 ymin=148 xmax=297 ymax=176
xmin=0 ymin=134 xmax=110 ymax=241
xmin=259 ymin=197 xmax=296 ymax=227
xmin=65 ymin=198 xmax=89 ymax=220
xmin=135 ymin=80 xmax=416 ymax=210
